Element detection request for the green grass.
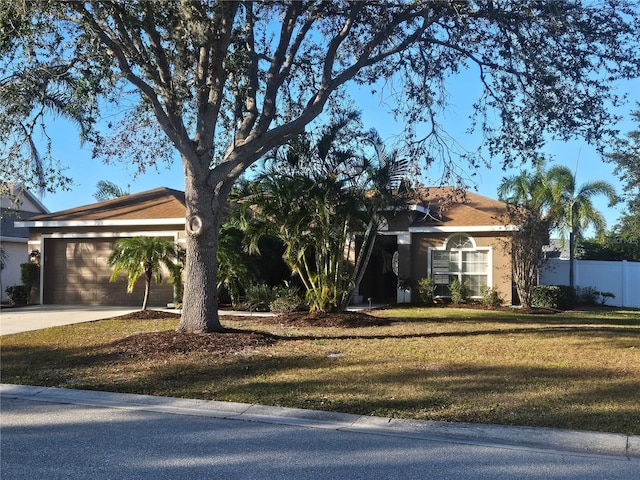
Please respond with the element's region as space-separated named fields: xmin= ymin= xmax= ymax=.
xmin=1 ymin=307 xmax=639 ymax=434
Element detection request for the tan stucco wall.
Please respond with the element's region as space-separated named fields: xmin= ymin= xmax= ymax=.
xmin=406 ymin=231 xmax=513 ymax=305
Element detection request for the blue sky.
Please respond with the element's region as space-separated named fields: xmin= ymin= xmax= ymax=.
xmin=37 ymin=73 xmax=638 ymax=237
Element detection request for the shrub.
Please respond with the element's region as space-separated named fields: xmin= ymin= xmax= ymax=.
xmin=531 ymin=285 xmax=576 ymax=309
xmin=243 ymin=284 xmax=275 ymax=312
xmin=417 ymin=277 xmax=436 ymax=305
xmin=5 ymin=285 xmax=28 ymax=306
xmin=480 ymin=285 xmax=503 ymax=307
xmin=20 ymin=262 xmax=39 ymax=304
xmin=599 ymin=291 xmax=615 ymax=305
xmin=270 ymin=297 xmax=300 ymax=313
xmin=575 ymin=286 xmax=616 ymax=306
xmin=576 ymin=286 xmax=599 ymax=306
xmin=270 ymin=283 xmax=305 ymax=313
xmin=449 ymin=278 xmax=468 ymax=304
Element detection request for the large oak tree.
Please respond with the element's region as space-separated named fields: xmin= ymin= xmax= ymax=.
xmin=2 ymin=1 xmax=639 ymax=332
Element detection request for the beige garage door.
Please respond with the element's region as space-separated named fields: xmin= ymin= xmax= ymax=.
xmin=43 ymin=238 xmax=175 ymax=307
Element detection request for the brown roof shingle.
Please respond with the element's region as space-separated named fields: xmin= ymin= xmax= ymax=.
xmin=27 ymin=187 xmax=186 ymax=222
xmin=412 ymin=187 xmax=508 ymax=227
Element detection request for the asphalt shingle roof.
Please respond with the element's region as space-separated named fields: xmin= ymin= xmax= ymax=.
xmin=26 ymin=187 xmax=186 ymax=222
xmin=412 ymin=187 xmax=508 ymax=227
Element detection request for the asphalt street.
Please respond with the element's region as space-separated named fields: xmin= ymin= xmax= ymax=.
xmin=1 ymin=386 xmax=638 ymax=480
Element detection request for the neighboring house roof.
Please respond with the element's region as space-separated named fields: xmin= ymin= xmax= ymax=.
xmin=543 ymin=239 xmax=570 ymax=259
xmin=1 ymin=182 xmax=50 ymax=215
xmin=396 ymin=186 xmax=515 ymax=233
xmin=1 ymin=183 xmax=50 ymax=240
xmin=17 ymin=187 xmax=186 ymax=228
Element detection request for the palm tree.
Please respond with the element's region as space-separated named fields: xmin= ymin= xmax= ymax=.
xmin=1 ymin=64 xmax=94 ymax=194
xmin=246 ymin=118 xmax=410 ymax=312
xmin=94 ymin=180 xmax=130 ymax=201
xmin=498 ymin=164 xmax=554 ymax=307
xmin=108 ymin=236 xmax=181 ymax=310
xmin=499 ymin=162 xmax=618 ymax=304
xmin=541 ymin=165 xmax=617 ymax=287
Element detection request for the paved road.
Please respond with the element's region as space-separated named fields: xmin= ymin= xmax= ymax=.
xmin=1 ymin=385 xmax=638 ymax=480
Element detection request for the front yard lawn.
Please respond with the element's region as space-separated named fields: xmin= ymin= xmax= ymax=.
xmin=1 ymin=306 xmax=638 ymax=434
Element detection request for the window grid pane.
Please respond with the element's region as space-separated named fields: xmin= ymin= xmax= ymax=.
xmin=462 ymin=251 xmax=488 ymax=273
xmin=431 ymin=244 xmax=489 ymax=298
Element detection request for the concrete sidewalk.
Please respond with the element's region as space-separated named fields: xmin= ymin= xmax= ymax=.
xmin=2 ymin=384 xmax=638 ymax=459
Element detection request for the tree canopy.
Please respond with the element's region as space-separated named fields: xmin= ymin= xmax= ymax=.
xmin=2 ymin=1 xmax=639 ymax=331
xmin=605 ymin=107 xmax=640 ymax=246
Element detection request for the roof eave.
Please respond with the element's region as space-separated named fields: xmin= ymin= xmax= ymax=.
xmin=15 ymin=218 xmax=186 ymax=228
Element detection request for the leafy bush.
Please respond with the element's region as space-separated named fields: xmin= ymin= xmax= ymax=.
xmin=575 ymin=286 xmax=616 ymax=306
xmin=417 ymin=277 xmax=436 ymax=305
xmin=5 ymin=285 xmax=28 ymax=306
xmin=449 ymin=278 xmax=468 ymax=304
xmin=576 ymin=286 xmax=599 ymax=306
xmin=20 ymin=262 xmax=39 ymax=304
xmin=599 ymin=291 xmax=615 ymax=305
xmin=531 ymin=285 xmax=576 ymax=309
xmin=270 ymin=283 xmax=305 ymax=313
xmin=243 ymin=284 xmax=275 ymax=312
xmin=480 ymin=285 xmax=503 ymax=307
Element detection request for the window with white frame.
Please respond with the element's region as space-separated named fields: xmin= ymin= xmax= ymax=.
xmin=430 ymin=234 xmax=490 ymax=298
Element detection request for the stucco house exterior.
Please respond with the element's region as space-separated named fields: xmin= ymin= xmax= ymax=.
xmin=17 ymin=185 xmax=515 ymax=307
xmin=358 ymin=187 xmax=516 ymax=305
xmin=1 ymin=184 xmax=50 ymax=303
xmin=16 ymin=187 xmax=186 ymax=307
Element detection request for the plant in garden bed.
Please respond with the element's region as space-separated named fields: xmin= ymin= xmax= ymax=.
xmin=417 ymin=277 xmax=436 ymax=306
xmin=449 ymin=278 xmax=468 ymax=304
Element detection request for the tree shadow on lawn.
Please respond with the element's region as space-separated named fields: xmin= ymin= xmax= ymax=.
xmin=2 ymin=319 xmax=639 ymax=434
xmin=43 ymin=353 xmax=639 ymax=434
xmin=380 ymin=308 xmax=640 ymax=327
xmin=2 ymin=319 xmax=637 ymax=379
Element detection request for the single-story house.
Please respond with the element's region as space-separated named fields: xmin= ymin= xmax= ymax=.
xmin=16 ymin=187 xmax=186 ymax=306
xmin=1 ymin=184 xmax=50 ymax=303
xmin=17 ymin=186 xmax=516 ymax=307
xmin=358 ymin=187 xmax=516 ymax=305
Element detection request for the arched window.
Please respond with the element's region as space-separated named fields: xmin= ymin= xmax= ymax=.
xmin=430 ymin=234 xmax=491 ymax=298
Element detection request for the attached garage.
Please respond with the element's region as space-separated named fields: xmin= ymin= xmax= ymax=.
xmin=16 ymin=188 xmax=186 ymax=307
xmin=42 ymin=237 xmax=175 ymax=306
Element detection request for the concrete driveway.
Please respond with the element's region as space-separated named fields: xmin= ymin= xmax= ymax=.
xmin=0 ymin=305 xmax=141 ymax=335
xmin=0 ymin=304 xmax=277 ymax=335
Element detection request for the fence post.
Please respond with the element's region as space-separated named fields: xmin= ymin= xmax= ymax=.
xmin=621 ymin=260 xmax=627 ymax=308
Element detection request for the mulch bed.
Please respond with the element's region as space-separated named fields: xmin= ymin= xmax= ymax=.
xmin=115 ymin=309 xmax=181 ymax=320
xmin=109 ymin=309 xmax=389 ymax=357
xmin=252 ymin=311 xmax=393 ymax=328
xmin=110 ymin=329 xmax=278 ymax=358
xmin=108 ymin=306 xmax=556 ymax=357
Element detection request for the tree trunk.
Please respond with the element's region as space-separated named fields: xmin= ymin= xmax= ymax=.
xmin=142 ymin=268 xmax=152 ymax=311
xmin=177 ymin=163 xmax=227 ymax=333
xmin=569 ymin=229 xmax=575 ymax=288
xmin=142 ymin=279 xmax=150 ymax=311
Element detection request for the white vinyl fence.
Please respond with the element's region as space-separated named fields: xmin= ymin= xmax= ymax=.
xmin=539 ymin=259 xmax=640 ymax=308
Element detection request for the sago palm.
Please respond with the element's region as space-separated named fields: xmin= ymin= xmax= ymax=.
xmin=108 ymin=236 xmax=181 ymax=310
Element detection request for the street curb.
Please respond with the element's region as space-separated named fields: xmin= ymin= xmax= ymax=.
xmin=1 ymin=383 xmax=638 ymax=459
